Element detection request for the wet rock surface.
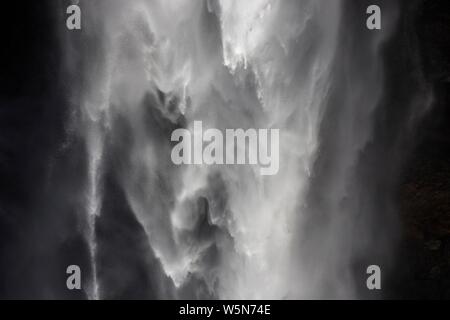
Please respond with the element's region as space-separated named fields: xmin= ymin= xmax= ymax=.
xmin=393 ymin=0 xmax=450 ymax=299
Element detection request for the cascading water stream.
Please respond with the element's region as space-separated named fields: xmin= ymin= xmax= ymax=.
xmin=85 ymin=125 xmax=103 ymax=300
xmin=64 ymin=0 xmax=406 ymax=299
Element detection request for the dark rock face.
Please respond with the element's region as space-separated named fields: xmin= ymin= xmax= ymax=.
xmin=393 ymin=0 xmax=450 ymax=299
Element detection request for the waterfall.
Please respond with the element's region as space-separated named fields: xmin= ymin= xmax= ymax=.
xmin=62 ymin=0 xmax=409 ymax=299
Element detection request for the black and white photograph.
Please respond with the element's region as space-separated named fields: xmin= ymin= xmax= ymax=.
xmin=1 ymin=0 xmax=450 ymax=309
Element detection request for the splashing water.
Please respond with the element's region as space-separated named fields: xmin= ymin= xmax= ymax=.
xmin=64 ymin=0 xmax=403 ymax=299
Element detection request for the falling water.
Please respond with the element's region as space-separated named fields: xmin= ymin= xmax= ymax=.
xmin=62 ymin=0 xmax=408 ymax=299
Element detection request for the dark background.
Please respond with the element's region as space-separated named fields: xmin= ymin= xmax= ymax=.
xmin=0 ymin=1 xmax=70 ymax=298
xmin=0 ymin=0 xmax=449 ymax=299
xmin=0 ymin=1 xmax=93 ymax=299
xmin=391 ymin=0 xmax=450 ymax=299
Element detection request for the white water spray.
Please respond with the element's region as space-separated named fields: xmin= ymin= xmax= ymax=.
xmin=67 ymin=0 xmax=398 ymax=299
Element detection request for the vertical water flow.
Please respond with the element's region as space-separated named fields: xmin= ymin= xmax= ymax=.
xmin=78 ymin=30 xmax=115 ymax=299
xmin=83 ymin=76 xmax=109 ymax=301
xmin=70 ymin=0 xmax=397 ymax=299
xmin=84 ymin=124 xmax=105 ymax=300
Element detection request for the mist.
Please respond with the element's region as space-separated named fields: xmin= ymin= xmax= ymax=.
xmin=0 ymin=0 xmax=432 ymax=299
